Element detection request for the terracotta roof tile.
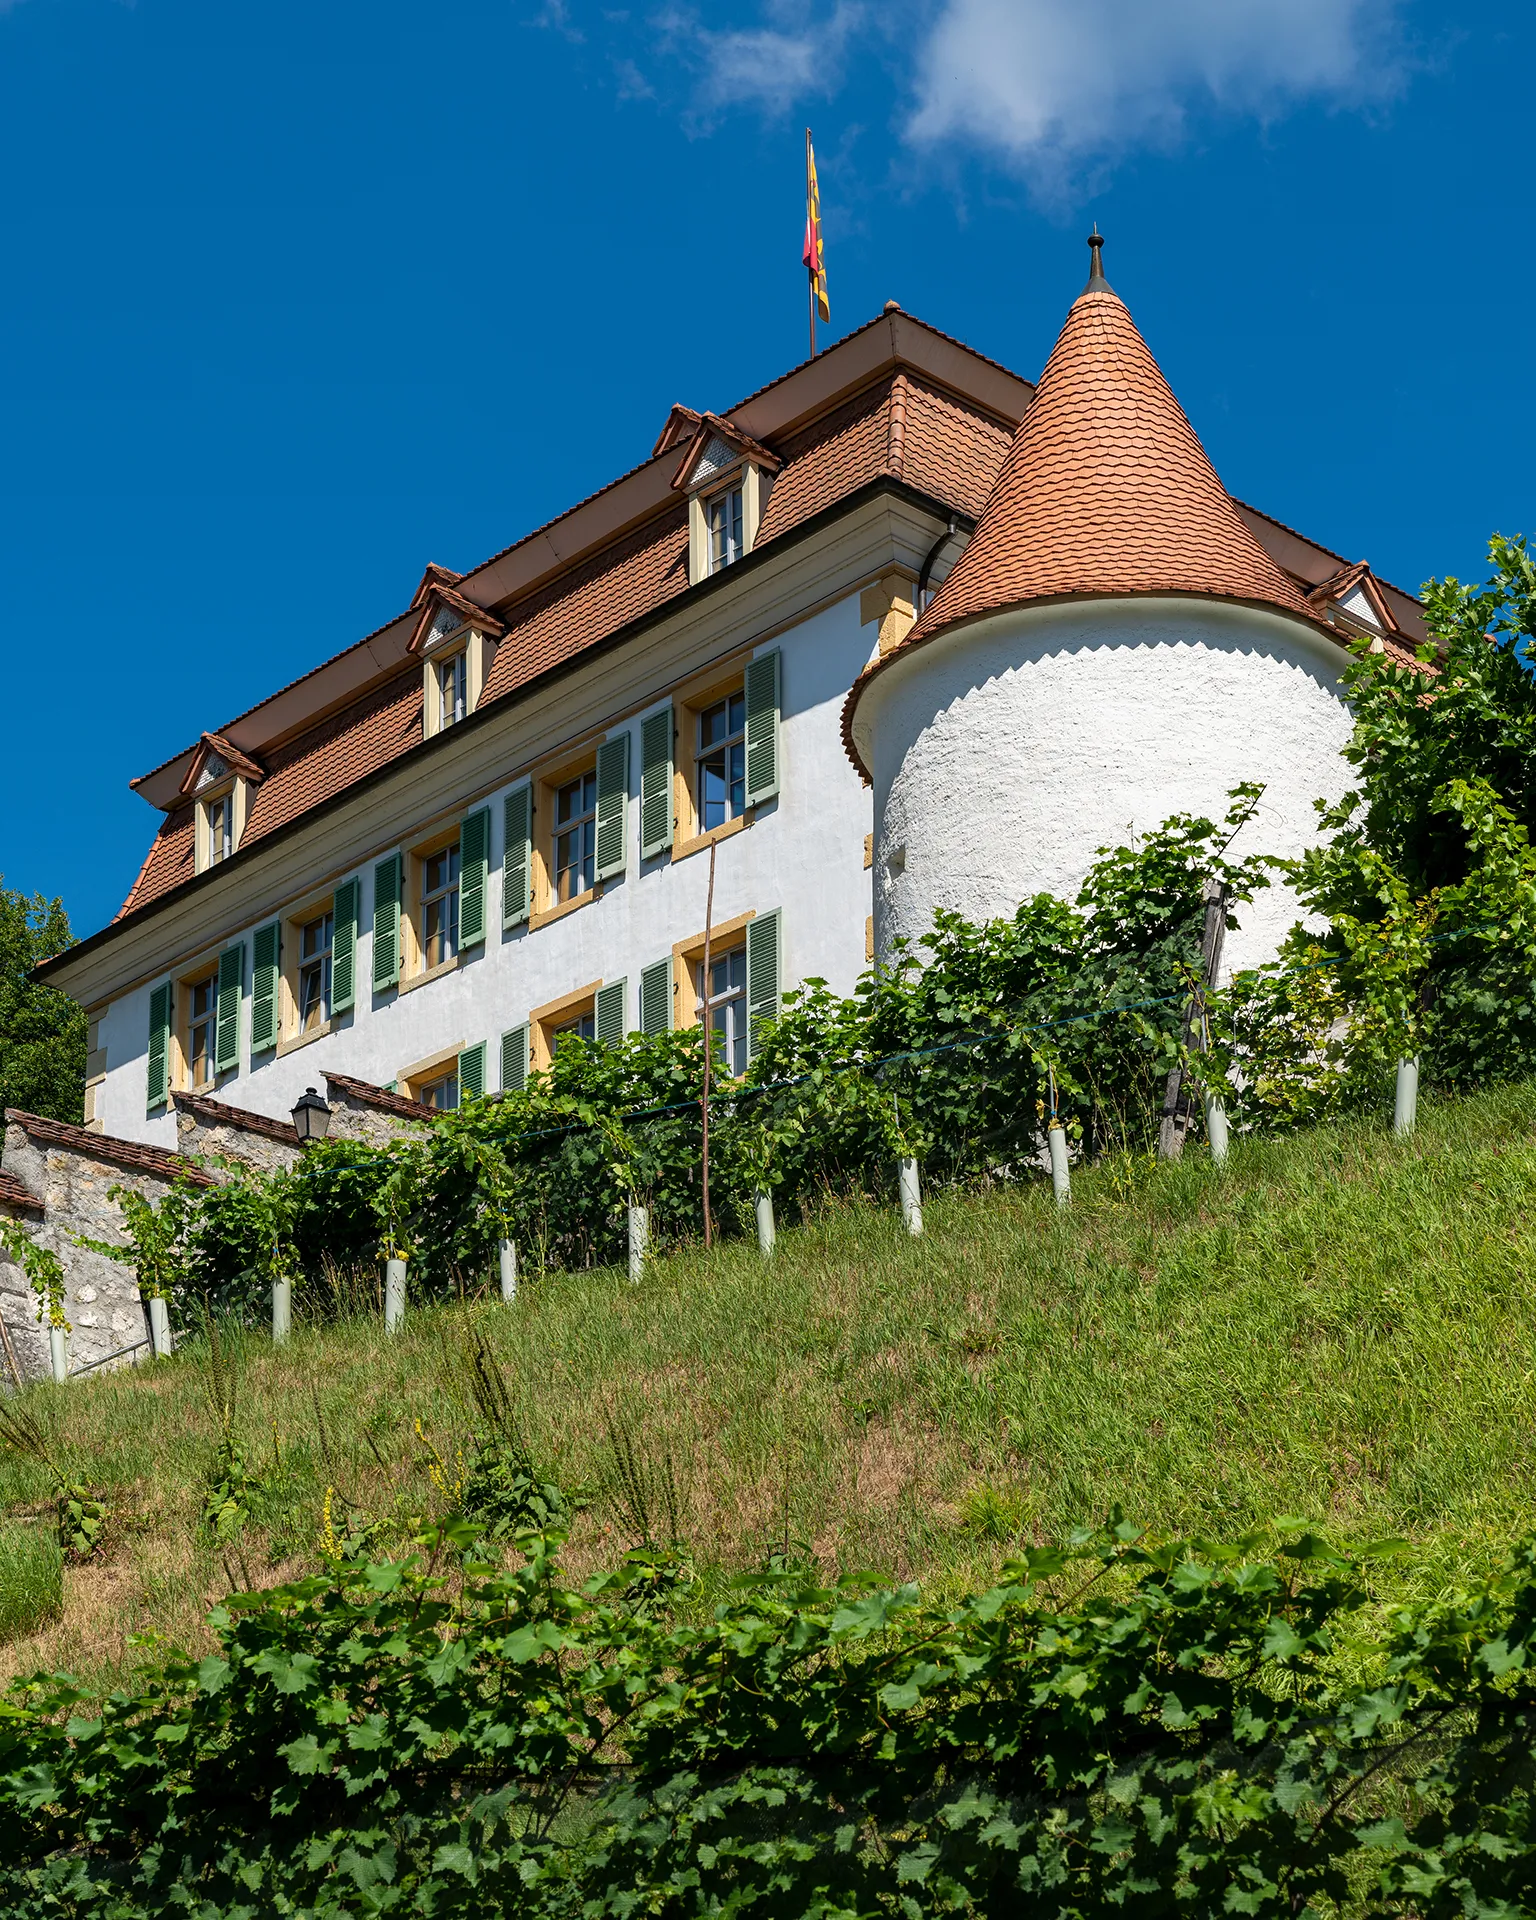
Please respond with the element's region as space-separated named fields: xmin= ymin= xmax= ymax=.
xmin=843 ymin=277 xmax=1343 ymax=776
xmin=323 ymin=1072 xmax=439 ymax=1122
xmin=903 ymin=288 xmax=1319 ymax=642
xmin=0 ymin=1170 xmax=43 ymax=1214
xmin=4 ymin=1109 xmax=218 ymax=1188
xmin=171 ymin=1090 xmax=300 ymax=1146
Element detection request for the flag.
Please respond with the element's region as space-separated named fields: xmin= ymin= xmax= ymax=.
xmin=803 ymin=129 xmax=830 ymax=325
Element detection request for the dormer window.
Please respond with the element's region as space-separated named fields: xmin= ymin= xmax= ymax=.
xmin=184 ymin=735 xmax=262 ymax=874
xmin=206 ymin=792 xmax=233 ymax=866
xmin=411 ymin=586 xmax=505 ymax=741
xmin=436 ymin=650 xmax=467 ymax=729
xmin=708 ymin=485 xmax=744 ymax=574
xmin=670 ymin=414 xmax=781 ymax=586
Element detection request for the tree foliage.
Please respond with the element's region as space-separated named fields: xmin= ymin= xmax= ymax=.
xmin=0 ymin=881 xmax=83 ymax=1124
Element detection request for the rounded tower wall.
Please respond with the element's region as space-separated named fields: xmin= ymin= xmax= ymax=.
xmin=861 ymin=595 xmax=1355 ymax=980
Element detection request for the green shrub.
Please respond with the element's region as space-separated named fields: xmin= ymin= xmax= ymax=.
xmin=0 ymin=1519 xmax=62 ymax=1642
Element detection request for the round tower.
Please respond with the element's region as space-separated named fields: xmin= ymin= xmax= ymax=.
xmin=843 ymin=235 xmax=1358 ymax=979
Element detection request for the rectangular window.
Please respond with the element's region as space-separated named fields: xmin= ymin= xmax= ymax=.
xmin=419 ymin=1068 xmax=459 ymax=1111
xmin=298 ymin=911 xmax=334 ymax=1032
xmin=708 ymin=487 xmax=744 ymax=574
xmin=188 ymin=977 xmax=218 ymax=1091
xmin=422 ymin=844 xmax=461 ymax=969
xmin=696 ymin=944 xmax=748 ymax=1075
xmin=437 ymin=652 xmax=467 ymax=730
xmin=551 ymin=1010 xmax=596 ymax=1052
xmin=554 ymin=769 xmax=597 ymax=904
xmin=697 ymin=690 xmax=747 ymax=832
xmin=207 ymin=796 xmax=232 ymax=866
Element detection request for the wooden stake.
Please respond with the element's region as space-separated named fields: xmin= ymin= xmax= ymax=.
xmin=1158 ymin=877 xmax=1228 ymax=1161
xmin=700 ymin=837 xmax=717 ymax=1249
xmin=0 ymin=1309 xmax=23 ymax=1390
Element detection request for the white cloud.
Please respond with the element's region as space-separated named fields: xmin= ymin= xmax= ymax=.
xmin=655 ymin=0 xmax=1404 ymax=191
xmin=907 ymin=0 xmax=1404 ymax=187
xmin=660 ymin=2 xmax=862 ymax=117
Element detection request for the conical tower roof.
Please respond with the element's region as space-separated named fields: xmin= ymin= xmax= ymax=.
xmin=892 ymin=234 xmax=1319 ymax=654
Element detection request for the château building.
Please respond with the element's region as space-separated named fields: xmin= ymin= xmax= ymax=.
xmin=39 ymin=238 xmax=1428 ymax=1153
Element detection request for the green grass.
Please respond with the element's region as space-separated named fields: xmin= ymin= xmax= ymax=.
xmin=0 ymin=1520 xmax=63 ymax=1643
xmin=4 ymin=1078 xmax=1536 ymax=1688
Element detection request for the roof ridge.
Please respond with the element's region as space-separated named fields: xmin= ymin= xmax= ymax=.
xmin=4 ymin=1109 xmax=218 ymax=1187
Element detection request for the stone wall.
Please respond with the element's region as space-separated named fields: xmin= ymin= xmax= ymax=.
xmin=0 ymin=1119 xmax=214 ymax=1380
xmin=0 ymin=1081 xmax=429 ymax=1384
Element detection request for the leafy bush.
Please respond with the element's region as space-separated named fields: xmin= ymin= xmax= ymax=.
xmin=0 ymin=1520 xmax=61 ymax=1643
xmin=4 ymin=1514 xmax=1536 ymax=1915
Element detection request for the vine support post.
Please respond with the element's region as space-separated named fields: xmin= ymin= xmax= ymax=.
xmin=898 ymin=1157 xmax=923 ymax=1237
xmin=147 ymin=1296 xmax=173 ymax=1359
xmin=384 ymin=1258 xmax=407 ymax=1334
xmin=754 ymin=1191 xmax=776 ymax=1258
xmin=1048 ymin=1121 xmax=1071 ymax=1206
xmin=1394 ymin=1057 xmax=1420 ymax=1137
xmin=627 ymin=1205 xmax=649 ymax=1284
xmin=1158 ymin=877 xmax=1228 ymax=1161
xmin=1204 ymin=1093 xmax=1231 ymax=1167
xmin=271 ymin=1275 xmax=292 ymax=1346
xmin=498 ymin=1238 xmax=518 ymax=1303
xmin=48 ymin=1324 xmax=67 ymax=1385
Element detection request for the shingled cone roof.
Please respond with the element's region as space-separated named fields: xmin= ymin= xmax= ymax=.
xmin=844 ymin=235 xmax=1330 ymax=774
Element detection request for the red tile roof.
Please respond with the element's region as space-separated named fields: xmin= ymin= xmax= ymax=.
xmin=118 ymin=367 xmax=1012 ymax=918
xmin=323 ymin=1072 xmax=440 ymax=1122
xmin=843 ymin=278 xmax=1348 ymax=776
xmin=4 ymin=1110 xmax=218 ymax=1188
xmin=0 ymin=1170 xmax=42 ymax=1214
xmin=171 ymin=1090 xmax=300 ymax=1147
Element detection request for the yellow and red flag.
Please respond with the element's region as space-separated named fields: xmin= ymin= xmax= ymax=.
xmin=803 ymin=128 xmax=830 ymax=328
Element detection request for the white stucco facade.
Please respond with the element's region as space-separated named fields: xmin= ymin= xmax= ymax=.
xmin=854 ymin=596 xmax=1357 ymax=980
xmin=92 ymin=592 xmax=878 ymax=1149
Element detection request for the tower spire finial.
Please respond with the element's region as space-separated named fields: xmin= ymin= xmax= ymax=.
xmin=1083 ymin=224 xmax=1113 ymax=295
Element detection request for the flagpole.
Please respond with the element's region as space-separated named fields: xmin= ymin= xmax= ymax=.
xmin=806 ymin=126 xmax=816 ymax=360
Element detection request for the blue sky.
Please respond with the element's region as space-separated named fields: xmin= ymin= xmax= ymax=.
xmin=0 ymin=0 xmax=1528 ymax=937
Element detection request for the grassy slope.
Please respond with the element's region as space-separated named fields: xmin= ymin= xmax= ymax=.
xmin=3 ymin=1079 xmax=1536 ymax=1688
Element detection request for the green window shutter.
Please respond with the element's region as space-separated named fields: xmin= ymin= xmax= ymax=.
xmin=746 ymin=908 xmax=781 ymax=1058
xmin=458 ymin=1041 xmax=486 ymax=1102
xmin=500 ymin=1024 xmax=528 ymax=1093
xmin=744 ymin=648 xmax=781 ymax=805
xmin=331 ymin=878 xmax=360 ymax=1013
xmin=146 ymin=983 xmax=171 ymax=1115
xmin=595 ymin=978 xmax=625 ymax=1049
xmin=639 ymin=957 xmax=672 ymax=1035
xmin=373 ymin=853 xmax=402 ymax=989
xmin=250 ymin=921 xmax=281 ymax=1055
xmin=594 ymin=733 xmax=630 ymax=882
xmin=459 ymin=808 xmax=490 ymax=948
xmin=215 ymin=944 xmax=243 ymax=1075
xmin=639 ymin=706 xmax=674 ymax=859
xmin=503 ymin=784 xmax=532 ymax=928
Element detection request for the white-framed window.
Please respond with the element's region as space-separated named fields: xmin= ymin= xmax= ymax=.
xmin=298 ymin=910 xmax=334 ymax=1032
xmin=554 ymin=769 xmax=598 ymax=904
xmin=188 ymin=977 xmax=218 ymax=1091
xmin=708 ymin=486 xmax=744 ymax=573
xmin=551 ymin=1010 xmax=597 ymax=1052
xmin=422 ymin=845 xmax=461 ymax=969
xmin=436 ymin=651 xmax=467 ymax=730
xmin=696 ymin=690 xmax=747 ymax=832
xmin=696 ymin=944 xmax=748 ymax=1075
xmin=419 ymin=1067 xmax=460 ymax=1111
xmin=207 ymin=794 xmax=233 ymax=866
